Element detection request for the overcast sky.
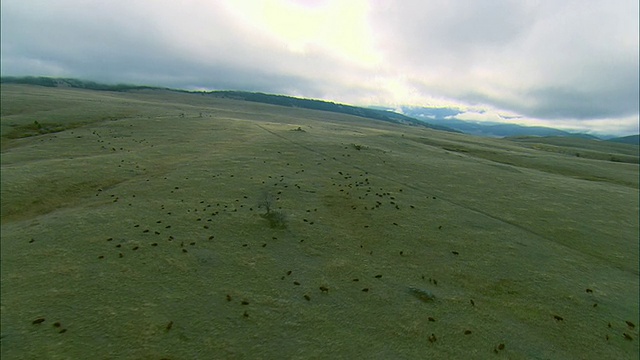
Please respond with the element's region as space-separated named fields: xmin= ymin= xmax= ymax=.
xmin=2 ymin=0 xmax=638 ymax=135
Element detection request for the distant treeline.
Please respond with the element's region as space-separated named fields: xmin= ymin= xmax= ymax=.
xmin=0 ymin=76 xmax=164 ymax=92
xmin=205 ymin=91 xmax=458 ymax=133
xmin=1 ymin=76 xmax=458 ymax=133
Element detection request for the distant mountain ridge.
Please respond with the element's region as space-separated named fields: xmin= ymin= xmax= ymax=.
xmin=606 ymin=135 xmax=639 ymax=145
xmin=398 ymin=106 xmax=640 ymax=143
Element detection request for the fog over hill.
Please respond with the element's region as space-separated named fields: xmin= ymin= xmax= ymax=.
xmin=399 ymin=106 xmax=639 ymax=141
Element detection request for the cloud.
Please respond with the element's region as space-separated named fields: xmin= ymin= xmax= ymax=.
xmin=1 ymin=0 xmax=384 ymax=98
xmin=1 ymin=0 xmax=638 ymax=135
xmin=368 ymin=0 xmax=639 ymax=128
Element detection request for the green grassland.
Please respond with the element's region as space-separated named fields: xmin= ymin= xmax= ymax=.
xmin=1 ymin=84 xmax=638 ymax=359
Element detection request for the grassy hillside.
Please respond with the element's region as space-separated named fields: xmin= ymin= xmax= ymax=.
xmin=607 ymin=135 xmax=640 ymax=146
xmin=507 ymin=136 xmax=639 ymax=164
xmin=0 ymin=76 xmax=458 ymax=133
xmin=1 ymin=84 xmax=638 ymax=359
xmin=203 ymin=91 xmax=459 ymax=133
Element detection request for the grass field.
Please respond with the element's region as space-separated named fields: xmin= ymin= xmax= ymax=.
xmin=1 ymin=84 xmax=638 ymax=359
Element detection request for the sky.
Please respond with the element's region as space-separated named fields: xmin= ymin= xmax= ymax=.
xmin=1 ymin=0 xmax=638 ymax=136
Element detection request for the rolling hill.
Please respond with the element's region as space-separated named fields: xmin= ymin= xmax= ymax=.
xmin=1 ymin=84 xmax=638 ymax=359
xmin=0 ymin=76 xmax=458 ymax=134
xmin=607 ymin=134 xmax=640 ymax=145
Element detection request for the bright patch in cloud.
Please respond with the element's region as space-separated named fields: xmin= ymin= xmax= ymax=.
xmin=223 ymin=0 xmax=378 ymax=65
